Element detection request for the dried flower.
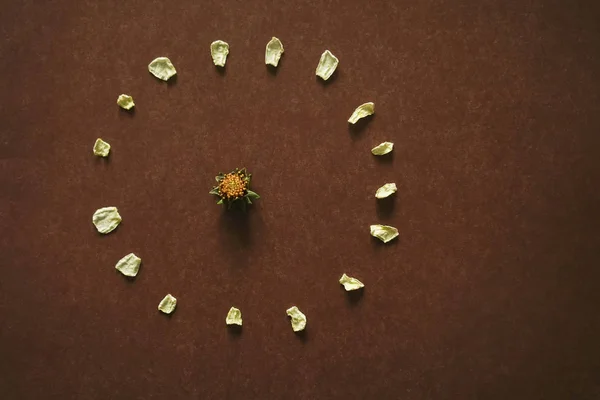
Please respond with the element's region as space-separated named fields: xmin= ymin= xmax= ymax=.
xmin=209 ymin=168 xmax=260 ymax=210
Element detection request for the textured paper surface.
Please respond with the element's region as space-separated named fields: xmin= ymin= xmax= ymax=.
xmin=2 ymin=1 xmax=599 ymax=399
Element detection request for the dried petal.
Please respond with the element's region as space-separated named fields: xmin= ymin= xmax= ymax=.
xmin=339 ymin=273 xmax=365 ymax=291
xmin=210 ymin=40 xmax=229 ymax=67
xmin=370 ymin=224 xmax=399 ymax=243
xmin=148 ymin=57 xmax=177 ymax=81
xmin=371 ymin=142 xmax=394 ymax=156
xmin=93 ymin=138 xmax=110 ymax=157
xmin=116 ymin=94 xmax=135 ymax=110
xmin=315 ymin=50 xmax=339 ymax=80
xmin=265 ymin=37 xmax=284 ymax=67
xmin=158 ymin=294 xmax=177 ymax=314
xmin=286 ymin=306 xmax=307 ymax=332
xmin=115 ymin=253 xmax=141 ymax=277
xmin=92 ymin=207 xmax=122 ymax=234
xmin=348 ymin=102 xmax=375 ymax=124
xmin=375 ymin=183 xmax=397 ymax=199
xmin=225 ymin=307 xmax=243 ymax=326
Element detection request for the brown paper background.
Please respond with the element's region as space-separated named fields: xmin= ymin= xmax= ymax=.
xmin=1 ymin=0 xmax=599 ymax=399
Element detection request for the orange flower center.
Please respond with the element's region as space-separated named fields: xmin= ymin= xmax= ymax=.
xmin=219 ymin=173 xmax=247 ymax=199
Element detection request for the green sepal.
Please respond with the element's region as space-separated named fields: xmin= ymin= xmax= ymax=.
xmin=209 ymin=187 xmax=220 ymax=195
xmin=246 ymin=190 xmax=260 ymax=199
xmin=217 ymin=199 xmax=223 ymax=204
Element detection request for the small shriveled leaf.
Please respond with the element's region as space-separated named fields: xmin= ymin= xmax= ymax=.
xmin=315 ymin=50 xmax=339 ymax=80
xmin=92 ymin=206 xmax=121 ymax=234
xmin=210 ymin=40 xmax=229 ymax=67
xmin=265 ymin=37 xmax=284 ymax=67
xmin=148 ymin=57 xmax=177 ymax=81
xmin=370 ymin=224 xmax=399 ymax=243
xmin=225 ymin=307 xmax=243 ymax=326
xmin=286 ymin=306 xmax=307 ymax=332
xmin=246 ymin=190 xmax=260 ymax=200
xmin=115 ymin=253 xmax=141 ymax=277
xmin=116 ymin=94 xmax=135 ymax=110
xmin=158 ymin=294 xmax=177 ymax=314
xmin=339 ymin=273 xmax=365 ymax=291
xmin=348 ymin=102 xmax=375 ymax=124
xmin=375 ymin=183 xmax=397 ymax=199
xmin=371 ymin=142 xmax=394 ymax=156
xmin=93 ymin=138 xmax=111 ymax=157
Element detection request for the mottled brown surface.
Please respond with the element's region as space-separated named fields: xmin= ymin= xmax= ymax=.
xmin=1 ymin=0 xmax=599 ymax=399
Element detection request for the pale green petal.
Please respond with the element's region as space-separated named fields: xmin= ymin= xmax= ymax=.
xmin=339 ymin=273 xmax=364 ymax=291
xmin=115 ymin=253 xmax=141 ymax=277
xmin=286 ymin=306 xmax=307 ymax=332
xmin=348 ymin=102 xmax=375 ymax=124
xmin=371 ymin=142 xmax=394 ymax=156
xmin=265 ymin=37 xmax=284 ymax=67
xmin=225 ymin=307 xmax=243 ymax=326
xmin=370 ymin=224 xmax=399 ymax=243
xmin=210 ymin=40 xmax=229 ymax=67
xmin=93 ymin=138 xmax=110 ymax=157
xmin=92 ymin=207 xmax=121 ymax=234
xmin=148 ymin=57 xmax=177 ymax=81
xmin=158 ymin=294 xmax=177 ymax=314
xmin=315 ymin=50 xmax=339 ymax=80
xmin=116 ymin=94 xmax=135 ymax=110
xmin=375 ymin=183 xmax=397 ymax=199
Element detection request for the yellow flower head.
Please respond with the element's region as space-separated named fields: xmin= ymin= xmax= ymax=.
xmin=218 ymin=172 xmax=247 ymax=199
